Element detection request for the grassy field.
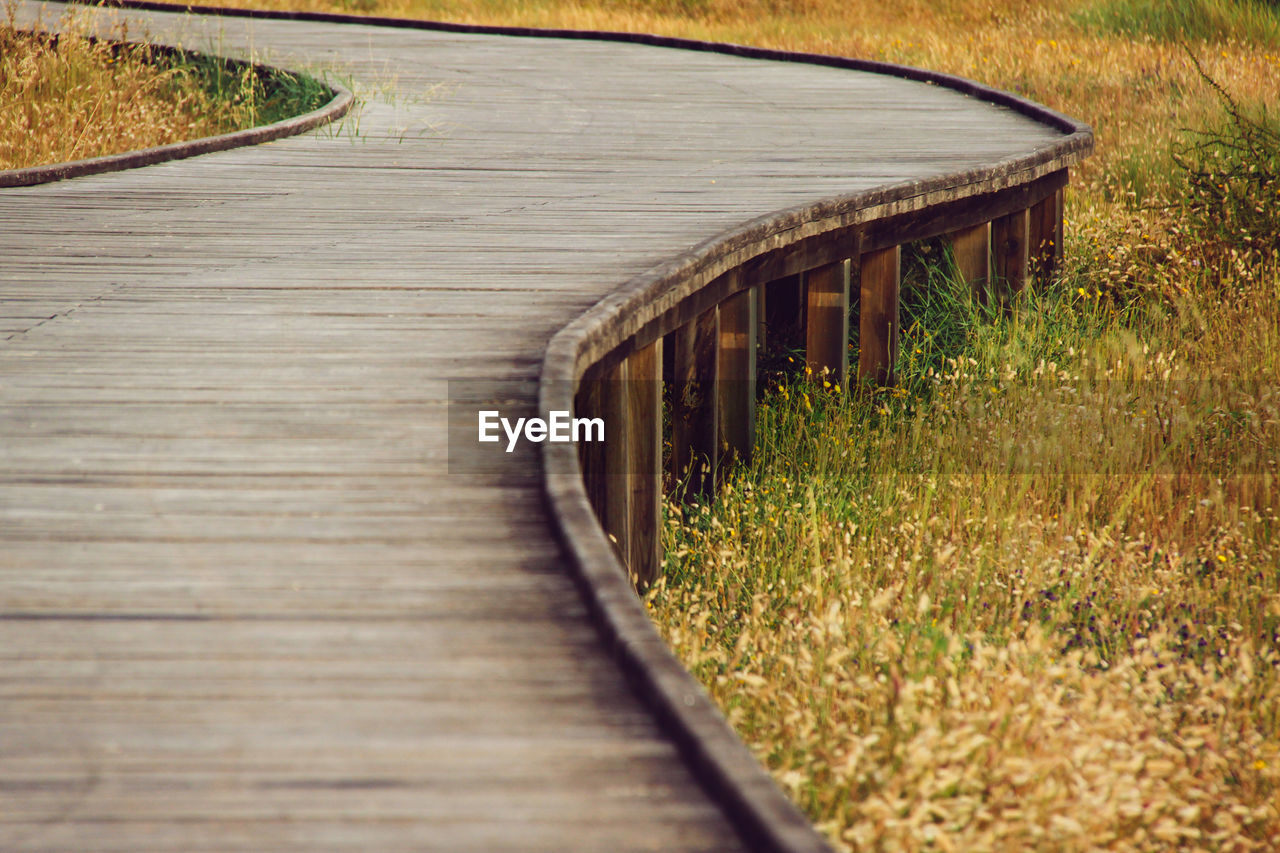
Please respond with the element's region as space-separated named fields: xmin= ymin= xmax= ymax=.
xmin=0 ymin=3 xmax=329 ymax=170
xmin=19 ymin=0 xmax=1280 ymax=848
xmin=633 ymin=2 xmax=1279 ymax=851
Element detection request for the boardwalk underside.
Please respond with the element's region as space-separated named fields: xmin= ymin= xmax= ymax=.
xmin=1 ymin=2 xmax=1069 ymax=848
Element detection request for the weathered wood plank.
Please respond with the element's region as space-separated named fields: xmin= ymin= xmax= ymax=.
xmin=1029 ymin=184 xmax=1066 ymax=282
xmin=667 ymin=308 xmax=720 ymax=499
xmin=716 ymin=280 xmax=757 ymax=471
xmin=993 ymin=207 xmax=1030 ymax=304
xmin=858 ymin=246 xmax=901 ymax=386
xmin=624 ymin=340 xmax=662 ymax=589
xmin=804 ymin=259 xmax=851 ymax=387
xmin=949 ymin=222 xmax=990 ymax=300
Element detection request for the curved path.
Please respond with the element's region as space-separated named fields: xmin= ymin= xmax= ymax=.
xmin=1 ymin=3 xmax=1086 ymax=850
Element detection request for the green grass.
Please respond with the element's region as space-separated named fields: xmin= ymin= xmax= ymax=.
xmin=1074 ymin=0 xmax=1280 ymax=44
xmin=1 ymin=3 xmax=336 ymax=171
xmin=159 ymin=48 xmax=335 ymax=128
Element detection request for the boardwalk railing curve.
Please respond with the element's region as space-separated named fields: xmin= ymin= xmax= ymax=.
xmin=538 ymin=42 xmax=1091 ymax=853
xmin=6 ymin=4 xmax=1091 ymax=851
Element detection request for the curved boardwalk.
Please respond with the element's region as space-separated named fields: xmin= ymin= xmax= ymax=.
xmin=1 ymin=2 xmax=1081 ymax=849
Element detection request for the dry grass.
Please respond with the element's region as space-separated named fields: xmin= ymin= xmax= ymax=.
xmin=634 ymin=1 xmax=1280 ymax=843
xmin=0 ymin=4 xmax=330 ymax=170
xmin=653 ymin=260 xmax=1280 ymax=848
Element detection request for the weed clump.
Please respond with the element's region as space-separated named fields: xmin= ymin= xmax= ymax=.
xmin=0 ymin=5 xmax=331 ymax=170
xmin=1172 ymin=54 xmax=1280 ymax=276
xmin=1074 ymin=0 xmax=1280 ymax=44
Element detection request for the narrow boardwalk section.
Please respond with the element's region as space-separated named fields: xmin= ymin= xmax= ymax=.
xmin=1 ymin=3 xmax=1075 ymax=849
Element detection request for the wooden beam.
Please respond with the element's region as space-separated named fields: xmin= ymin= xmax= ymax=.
xmin=992 ymin=207 xmax=1029 ymax=305
xmin=859 ymin=169 xmax=1067 ymax=254
xmin=804 ymin=259 xmax=850 ymax=387
xmin=858 ymin=245 xmax=900 ymax=387
xmin=1029 ymin=191 xmax=1059 ymax=283
xmin=575 ymin=369 xmax=608 ymax=526
xmin=624 ymin=340 xmax=662 ymax=590
xmin=755 ymin=283 xmax=768 ymax=353
xmin=718 ymin=282 xmax=757 ymax=471
xmin=1032 ymin=182 xmax=1066 ymax=283
xmin=1054 ymin=185 xmax=1065 ymax=271
xmin=949 ymin=222 xmax=989 ymax=302
xmin=668 ymin=307 xmax=720 ymax=500
xmin=595 ymin=358 xmax=631 ymax=572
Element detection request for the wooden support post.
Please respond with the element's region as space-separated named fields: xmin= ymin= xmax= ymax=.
xmin=858 ymin=245 xmax=900 ymax=387
xmin=575 ymin=370 xmax=608 ymax=525
xmin=992 ymin=207 xmax=1029 ymax=305
xmin=1054 ymin=186 xmax=1065 ymax=270
xmin=755 ymin=284 xmax=767 ymax=353
xmin=1029 ymin=191 xmax=1060 ymax=283
xmin=668 ymin=307 xmax=720 ymax=499
xmin=764 ymin=273 xmax=804 ymax=355
xmin=804 ymin=259 xmax=850 ymax=386
xmin=597 ymin=358 xmax=631 ymax=570
xmin=950 ymin=222 xmax=990 ymax=303
xmin=625 ymin=340 xmax=662 ymax=590
xmin=718 ymin=281 xmax=757 ymax=472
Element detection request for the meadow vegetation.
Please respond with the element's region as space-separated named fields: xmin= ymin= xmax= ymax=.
xmin=637 ymin=2 xmax=1280 ymax=850
xmin=28 ymin=0 xmax=1280 ymax=846
xmin=0 ymin=3 xmax=330 ymax=170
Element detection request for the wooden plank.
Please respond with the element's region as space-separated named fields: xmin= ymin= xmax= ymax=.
xmin=624 ymin=340 xmax=662 ymax=589
xmin=716 ymin=280 xmax=757 ymax=470
xmin=574 ymin=368 xmax=609 ymax=527
xmin=755 ymin=284 xmax=767 ymax=353
xmin=992 ymin=207 xmax=1030 ymax=305
xmin=804 ymin=259 xmax=851 ymax=387
xmin=858 ymin=246 xmax=901 ymax=387
xmin=1029 ymin=181 xmax=1066 ymax=283
xmin=599 ymin=358 xmax=631 ymax=568
xmin=667 ymin=308 xmax=720 ymax=499
xmin=950 ymin=222 xmax=990 ymax=302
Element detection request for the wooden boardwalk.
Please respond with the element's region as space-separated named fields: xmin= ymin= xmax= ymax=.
xmin=1 ymin=2 xmax=1082 ymax=849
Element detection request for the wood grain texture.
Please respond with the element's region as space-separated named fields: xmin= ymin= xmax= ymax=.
xmin=950 ymin=222 xmax=990 ymax=299
xmin=624 ymin=341 xmax=662 ymax=589
xmin=858 ymin=246 xmax=901 ymax=387
xmin=717 ymin=282 xmax=758 ymax=472
xmin=3 ymin=1 xmax=1090 ymax=850
xmin=668 ymin=308 xmax=719 ymax=499
xmin=804 ymin=260 xmax=851 ymax=387
xmin=993 ymin=207 xmax=1030 ymax=304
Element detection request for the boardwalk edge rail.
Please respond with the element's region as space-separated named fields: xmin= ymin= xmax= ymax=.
xmin=17 ymin=4 xmax=1095 ymax=851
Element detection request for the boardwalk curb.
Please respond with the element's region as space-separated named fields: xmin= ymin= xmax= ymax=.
xmin=0 ymin=42 xmax=351 ymax=188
